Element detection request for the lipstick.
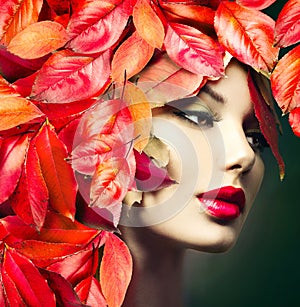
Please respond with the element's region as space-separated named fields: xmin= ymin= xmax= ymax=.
xmin=197 ymin=186 xmax=246 ymax=220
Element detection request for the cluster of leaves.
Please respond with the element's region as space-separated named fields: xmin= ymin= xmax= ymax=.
xmin=0 ymin=0 xmax=299 ymax=305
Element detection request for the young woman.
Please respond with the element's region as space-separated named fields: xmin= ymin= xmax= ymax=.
xmin=120 ymin=59 xmax=266 ymax=307
xmin=0 ymin=1 xmax=298 ymax=306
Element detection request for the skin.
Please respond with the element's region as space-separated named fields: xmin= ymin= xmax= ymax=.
xmin=121 ymin=60 xmax=265 ymax=307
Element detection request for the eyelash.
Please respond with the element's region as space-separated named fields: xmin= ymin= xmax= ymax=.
xmin=173 ymin=110 xmax=220 ymax=128
xmin=246 ymin=131 xmax=269 ymax=152
xmin=173 ymin=110 xmax=269 ymax=152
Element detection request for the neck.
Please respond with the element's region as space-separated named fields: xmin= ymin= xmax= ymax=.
xmin=121 ymin=227 xmax=185 ymax=307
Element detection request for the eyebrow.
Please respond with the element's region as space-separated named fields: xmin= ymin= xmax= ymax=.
xmin=201 ymin=84 xmax=226 ymax=104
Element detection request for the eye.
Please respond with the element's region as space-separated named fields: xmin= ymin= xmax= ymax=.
xmin=246 ymin=131 xmax=269 ymax=152
xmin=173 ymin=110 xmax=218 ymax=128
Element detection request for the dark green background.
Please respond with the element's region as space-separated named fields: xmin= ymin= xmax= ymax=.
xmin=184 ymin=2 xmax=300 ymax=306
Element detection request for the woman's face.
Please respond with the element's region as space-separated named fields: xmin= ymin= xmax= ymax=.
xmin=136 ymin=60 xmax=265 ymax=252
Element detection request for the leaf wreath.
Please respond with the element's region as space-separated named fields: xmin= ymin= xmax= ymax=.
xmin=0 ymin=0 xmax=299 ymax=305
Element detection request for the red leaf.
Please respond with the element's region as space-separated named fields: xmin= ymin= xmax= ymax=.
xmin=289 ymin=107 xmax=300 ymax=137
xmin=0 ymin=135 xmax=29 ymax=204
xmin=100 ymin=233 xmax=132 ymax=307
xmin=46 ymin=0 xmax=71 ymax=16
xmin=66 ymin=0 xmax=135 ymax=53
xmin=270 ymin=45 xmax=300 ymax=113
xmin=46 ymin=245 xmax=99 ymax=286
xmin=236 ymin=0 xmax=276 ymax=10
xmin=133 ymin=0 xmax=165 ymax=48
xmin=248 ymin=70 xmax=285 ymax=180
xmin=7 ymin=21 xmax=69 ymax=60
xmin=40 ymin=269 xmax=85 ymax=307
xmin=134 ymin=149 xmax=176 ymax=191
xmin=274 ymin=0 xmax=300 ymax=47
xmin=31 ymin=49 xmax=111 ymax=103
xmin=111 ymin=31 xmax=155 ymax=82
xmin=13 ymin=72 xmax=38 ymax=97
xmin=164 ymin=22 xmax=224 ymax=77
xmin=136 ymin=52 xmax=205 ymax=103
xmin=0 ymin=0 xmax=43 ymax=46
xmin=75 ymin=276 xmax=107 ymax=306
xmin=10 ymin=136 xmax=49 ymax=230
xmin=35 ymin=123 xmax=77 ymax=220
xmin=215 ymin=2 xmax=279 ymax=73
xmin=2 ymin=247 xmax=56 ymax=306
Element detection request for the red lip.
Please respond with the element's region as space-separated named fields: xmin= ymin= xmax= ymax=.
xmin=197 ymin=186 xmax=246 ymax=220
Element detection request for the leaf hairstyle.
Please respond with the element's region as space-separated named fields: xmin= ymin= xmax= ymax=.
xmin=0 ymin=0 xmax=299 ymax=305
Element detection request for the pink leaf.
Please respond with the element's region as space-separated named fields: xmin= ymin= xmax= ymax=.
xmin=274 ymin=0 xmax=300 ymax=47
xmin=67 ymin=0 xmax=136 ymax=53
xmin=134 ymin=149 xmax=176 ymax=191
xmin=164 ymin=22 xmax=224 ymax=77
xmin=31 ymin=49 xmax=111 ymax=103
xmin=100 ymin=233 xmax=132 ymax=307
xmin=75 ymin=276 xmax=107 ymax=306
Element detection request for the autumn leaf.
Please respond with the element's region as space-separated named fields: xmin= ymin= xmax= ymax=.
xmin=236 ymin=0 xmax=276 ymax=10
xmin=215 ymin=2 xmax=279 ymax=73
xmin=274 ymin=0 xmax=300 ymax=47
xmin=133 ymin=0 xmax=165 ymax=48
xmin=10 ymin=136 xmax=49 ymax=230
xmin=100 ymin=233 xmax=132 ymax=307
xmin=40 ymin=269 xmax=85 ymax=307
xmin=75 ymin=276 xmax=107 ymax=306
xmin=0 ymin=0 xmax=43 ymax=46
xmin=270 ymin=45 xmax=300 ymax=114
xmin=135 ymin=52 xmax=205 ymax=103
xmin=0 ymin=135 xmax=29 ymax=204
xmin=111 ymin=31 xmax=155 ymax=82
xmin=2 ymin=247 xmax=56 ymax=306
xmin=66 ymin=0 xmax=135 ymax=54
xmin=35 ymin=123 xmax=77 ymax=220
xmin=289 ymin=107 xmax=300 ymax=137
xmin=164 ymin=22 xmax=224 ymax=77
xmin=248 ymin=70 xmax=285 ymax=180
xmin=7 ymin=21 xmax=69 ymax=59
xmin=0 ymin=46 xmax=48 ymax=82
xmin=123 ymin=82 xmax=152 ymax=152
xmin=31 ymin=49 xmax=111 ymax=103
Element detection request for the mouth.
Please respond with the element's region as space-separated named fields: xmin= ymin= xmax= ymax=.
xmin=197 ymin=186 xmax=246 ymax=221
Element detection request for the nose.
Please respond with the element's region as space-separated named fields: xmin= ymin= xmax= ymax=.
xmin=222 ymin=125 xmax=256 ymax=175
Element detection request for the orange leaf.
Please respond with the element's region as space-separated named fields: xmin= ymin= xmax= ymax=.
xmin=0 ymin=0 xmax=43 ymax=46
xmin=0 ymin=96 xmax=44 ymax=131
xmin=271 ymin=45 xmax=300 ymax=114
xmin=7 ymin=21 xmax=69 ymax=59
xmin=35 ymin=123 xmax=77 ymax=220
xmin=100 ymin=233 xmax=132 ymax=307
xmin=123 ymin=82 xmax=152 ymax=152
xmin=111 ymin=31 xmax=155 ymax=82
xmin=0 ymin=74 xmax=20 ymax=97
xmin=274 ymin=0 xmax=300 ymax=48
xmin=215 ymin=2 xmax=279 ymax=73
xmin=133 ymin=0 xmax=165 ymax=48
